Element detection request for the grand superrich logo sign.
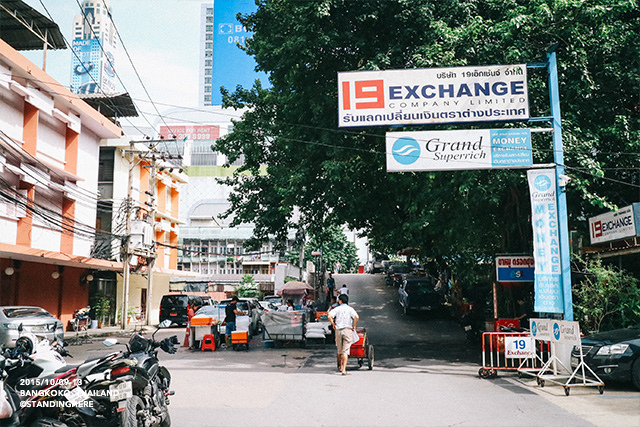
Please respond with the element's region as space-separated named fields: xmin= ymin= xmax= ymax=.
xmin=338 ymin=64 xmax=529 ymax=127
xmin=386 ymin=129 xmax=532 ymax=171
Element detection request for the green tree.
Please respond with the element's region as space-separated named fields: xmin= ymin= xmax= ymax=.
xmin=304 ymin=225 xmax=359 ymax=273
xmin=215 ymin=0 xmax=640 ymax=287
xmin=572 ymin=257 xmax=640 ymax=333
xmin=235 ymin=274 xmax=262 ymax=299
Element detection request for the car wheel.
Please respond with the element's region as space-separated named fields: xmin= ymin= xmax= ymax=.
xmin=632 ymin=359 xmax=640 ymax=390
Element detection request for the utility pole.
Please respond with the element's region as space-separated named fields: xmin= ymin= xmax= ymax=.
xmin=121 ymin=141 xmax=134 ymax=329
xmin=145 ymin=157 xmax=157 ymax=325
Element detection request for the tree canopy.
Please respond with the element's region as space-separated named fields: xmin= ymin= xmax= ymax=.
xmin=215 ymin=0 xmax=640 ymax=281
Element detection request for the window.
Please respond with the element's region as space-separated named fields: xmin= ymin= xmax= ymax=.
xmin=206 ymin=25 xmax=213 ymax=32
xmin=206 ymin=16 xmax=213 ymax=23
xmin=204 ymin=95 xmax=211 ymax=103
xmin=205 ymin=42 xmax=212 ymax=49
xmin=205 ymin=77 xmax=211 ymax=85
xmin=205 ymin=59 xmax=212 ymax=67
xmin=206 ymin=33 xmax=213 ymax=41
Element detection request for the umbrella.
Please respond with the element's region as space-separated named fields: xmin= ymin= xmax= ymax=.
xmin=278 ymin=281 xmax=313 ymax=295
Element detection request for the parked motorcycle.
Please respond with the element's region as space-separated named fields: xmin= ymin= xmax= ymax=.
xmin=103 ymin=320 xmax=177 ymax=427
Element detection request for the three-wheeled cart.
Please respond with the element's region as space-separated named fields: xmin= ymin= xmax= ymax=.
xmin=350 ymin=327 xmax=374 ymax=370
xmin=262 ymin=311 xmax=307 ymax=348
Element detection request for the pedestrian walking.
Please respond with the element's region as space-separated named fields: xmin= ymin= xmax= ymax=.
xmin=326 ymin=273 xmax=335 ymax=305
xmin=328 ymin=294 xmax=359 ymax=375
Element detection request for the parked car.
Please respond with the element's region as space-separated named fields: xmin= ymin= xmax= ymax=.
xmin=369 ymin=260 xmax=384 ymax=274
xmin=258 ymin=301 xmax=279 ymax=312
xmin=0 ymin=306 xmax=64 ymax=348
xmin=385 ymin=265 xmax=412 ymax=287
xmin=398 ymin=275 xmax=444 ymax=315
xmin=159 ymin=294 xmax=205 ymax=326
xmin=571 ymin=323 xmax=640 ymax=390
xmin=201 ymin=296 xmax=218 ymax=306
xmin=219 ymin=298 xmax=263 ymax=336
xmin=263 ymin=295 xmax=283 ymax=307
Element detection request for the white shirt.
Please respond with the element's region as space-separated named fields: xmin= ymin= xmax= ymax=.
xmin=338 ymin=287 xmax=349 ymax=295
xmin=328 ymin=303 xmax=358 ymax=330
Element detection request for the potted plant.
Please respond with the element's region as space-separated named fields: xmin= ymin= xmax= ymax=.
xmin=93 ymin=296 xmax=111 ymax=328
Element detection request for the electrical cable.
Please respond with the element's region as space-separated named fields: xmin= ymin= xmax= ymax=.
xmin=36 ymin=0 xmax=147 ymax=136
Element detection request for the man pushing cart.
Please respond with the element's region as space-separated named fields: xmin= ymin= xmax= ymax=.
xmin=328 ymin=294 xmax=359 ymax=375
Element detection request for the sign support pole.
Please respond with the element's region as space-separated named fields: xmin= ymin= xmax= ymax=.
xmin=547 ymin=47 xmax=573 ymax=320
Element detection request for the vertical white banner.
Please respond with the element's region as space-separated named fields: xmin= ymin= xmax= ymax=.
xmin=528 ymin=169 xmax=563 ymax=313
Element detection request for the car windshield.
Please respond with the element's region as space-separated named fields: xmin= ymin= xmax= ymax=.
xmin=3 ymin=307 xmax=52 ymax=318
xmin=406 ymin=281 xmax=433 ymax=293
xmin=195 ymin=306 xmax=219 ymax=316
xmin=220 ymin=301 xmax=250 ymax=312
xmin=161 ymin=296 xmax=187 ymax=308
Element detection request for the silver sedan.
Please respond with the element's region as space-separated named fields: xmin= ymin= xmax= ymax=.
xmin=0 ymin=306 xmax=64 ymax=348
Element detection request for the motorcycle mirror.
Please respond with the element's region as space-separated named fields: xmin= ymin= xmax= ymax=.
xmin=103 ymin=338 xmax=119 ymax=347
xmin=17 ymin=323 xmax=23 ymax=333
xmin=158 ymin=320 xmax=172 ymax=329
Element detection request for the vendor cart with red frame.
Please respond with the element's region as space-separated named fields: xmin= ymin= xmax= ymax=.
xmin=350 ymin=327 xmax=374 ymax=370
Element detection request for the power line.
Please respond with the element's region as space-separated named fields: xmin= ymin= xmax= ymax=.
xmin=36 ymin=0 xmax=147 ymax=136
xmin=69 ymin=0 xmax=159 ymax=136
xmin=97 ymin=0 xmax=179 ymax=152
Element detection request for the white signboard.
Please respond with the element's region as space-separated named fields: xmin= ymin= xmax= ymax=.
xmin=386 ymin=129 xmax=532 ymax=172
xmin=505 ymin=336 xmax=535 ymax=359
xmin=589 ymin=204 xmax=639 ymax=244
xmin=530 ymin=318 xmax=581 ymax=345
xmin=338 ymin=64 xmax=529 ymax=127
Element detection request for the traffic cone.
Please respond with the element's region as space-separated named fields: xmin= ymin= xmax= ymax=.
xmin=183 ymin=323 xmax=190 ymax=347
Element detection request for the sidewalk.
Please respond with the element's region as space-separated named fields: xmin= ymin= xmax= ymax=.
xmin=63 ymin=324 xmax=156 ymax=341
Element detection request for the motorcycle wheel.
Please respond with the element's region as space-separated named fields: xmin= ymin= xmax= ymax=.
xmin=160 ymin=410 xmax=171 ymax=427
xmin=120 ymin=395 xmax=145 ymax=427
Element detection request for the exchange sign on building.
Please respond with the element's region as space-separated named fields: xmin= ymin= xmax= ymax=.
xmin=338 ymin=64 xmax=529 ymax=127
xmin=588 ymin=203 xmax=640 ymax=245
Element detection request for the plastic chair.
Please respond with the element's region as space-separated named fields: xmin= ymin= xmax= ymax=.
xmin=201 ymin=334 xmax=216 ymax=352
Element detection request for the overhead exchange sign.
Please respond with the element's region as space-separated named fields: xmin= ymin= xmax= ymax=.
xmin=338 ymin=64 xmax=529 ymax=127
xmin=588 ymin=203 xmax=640 ymax=245
xmin=386 ymin=129 xmax=532 ymax=172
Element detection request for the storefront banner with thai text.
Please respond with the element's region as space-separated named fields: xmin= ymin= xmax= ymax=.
xmin=338 ymin=64 xmax=529 ymax=127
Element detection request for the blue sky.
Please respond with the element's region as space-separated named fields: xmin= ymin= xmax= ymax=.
xmin=22 ymin=0 xmax=205 ymax=127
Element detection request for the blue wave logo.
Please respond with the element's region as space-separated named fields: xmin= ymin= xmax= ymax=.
xmin=531 ymin=321 xmax=537 ymax=336
xmin=392 ymin=137 xmax=420 ymax=165
xmin=553 ymin=322 xmax=560 ymax=340
xmin=534 ymin=175 xmax=552 ymax=192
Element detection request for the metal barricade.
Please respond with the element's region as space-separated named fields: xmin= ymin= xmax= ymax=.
xmin=479 ymin=332 xmax=550 ymax=379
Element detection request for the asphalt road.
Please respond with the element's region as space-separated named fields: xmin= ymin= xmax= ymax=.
xmin=68 ymin=273 xmax=640 ymax=427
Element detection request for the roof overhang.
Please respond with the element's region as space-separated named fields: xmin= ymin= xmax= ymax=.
xmin=0 ymin=0 xmax=66 ymax=51
xmin=80 ymin=93 xmax=139 ymax=119
xmin=0 ymin=242 xmax=123 ymax=271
